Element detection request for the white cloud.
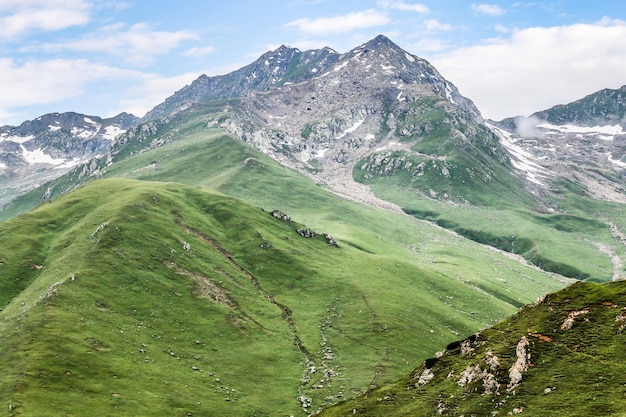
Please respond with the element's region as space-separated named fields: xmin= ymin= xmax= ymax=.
xmin=410 ymin=37 xmax=450 ymax=52
xmin=377 ymin=0 xmax=429 ymax=13
xmin=286 ymin=9 xmax=390 ymax=34
xmin=430 ymin=19 xmax=626 ymax=120
xmin=33 ymin=23 xmax=199 ymax=66
xmin=0 ymin=58 xmax=144 ymax=122
xmin=116 ymin=71 xmax=207 ymax=118
xmin=182 ymin=45 xmax=217 ymax=57
xmin=494 ymin=24 xmax=510 ymax=33
xmin=424 ymin=19 xmax=453 ymax=31
xmin=471 ymin=3 xmax=506 ymax=17
xmin=0 ymin=0 xmax=91 ymax=40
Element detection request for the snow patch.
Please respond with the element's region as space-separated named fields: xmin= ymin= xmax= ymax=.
xmin=48 ymin=125 xmax=62 ymax=132
xmin=444 ymin=83 xmax=456 ymax=104
xmin=71 ymin=127 xmax=97 ymax=139
xmin=55 ymin=158 xmax=83 ymax=169
xmin=376 ymin=141 xmax=398 ymax=152
xmin=84 ymin=117 xmax=98 ymax=125
xmin=405 ymin=52 xmax=415 ymax=63
xmin=336 ymin=119 xmax=364 ymax=139
xmin=332 ymin=61 xmax=349 ymax=72
xmin=314 ymin=148 xmax=328 ymax=158
xmin=102 ymin=125 xmax=125 ymax=140
xmin=2 ymin=134 xmax=35 ymax=144
xmin=380 ymin=64 xmax=395 ymax=75
xmin=608 ymin=153 xmax=626 ymax=168
xmin=538 ymin=122 xmax=623 ymax=137
xmin=488 ymin=123 xmax=548 ymax=185
xmin=21 ymin=145 xmax=66 ymax=165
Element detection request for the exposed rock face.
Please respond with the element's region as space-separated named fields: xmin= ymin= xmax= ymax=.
xmin=560 ymin=309 xmax=589 ymax=330
xmin=508 ymin=336 xmax=530 ymax=390
xmin=271 ymin=209 xmax=292 ymax=221
xmin=218 ymin=35 xmax=508 ymax=206
xmin=297 ymin=228 xmax=316 ymax=238
xmin=0 ymin=111 xmax=138 ymax=208
xmin=143 ymin=45 xmax=340 ymax=121
xmin=492 ymin=86 xmax=626 ymax=205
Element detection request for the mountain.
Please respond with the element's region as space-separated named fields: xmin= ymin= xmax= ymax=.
xmin=0 ymin=178 xmax=564 ymax=416
xmin=3 ymin=36 xmax=625 ymax=283
xmin=492 ymin=86 xmax=626 ymax=205
xmin=195 ymin=35 xmax=520 ymax=208
xmin=0 ymin=111 xmax=139 ymax=209
xmin=531 ymin=85 xmax=626 ymax=127
xmin=319 ymin=279 xmax=626 ymax=416
xmin=143 ymin=44 xmax=340 ymax=120
xmin=1 ymin=34 xmax=626 ymax=416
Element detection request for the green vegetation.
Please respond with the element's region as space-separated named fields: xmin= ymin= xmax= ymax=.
xmin=355 ymin=97 xmax=536 ymax=208
xmin=320 ymin=280 xmax=626 ymax=417
xmin=0 ymin=110 xmax=569 ymax=414
xmin=363 ymin=182 xmax=623 ymax=282
xmin=0 ymin=179 xmax=565 ymax=415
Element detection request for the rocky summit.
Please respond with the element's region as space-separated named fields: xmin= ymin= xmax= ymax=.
xmin=212 ymin=35 xmax=511 ymax=206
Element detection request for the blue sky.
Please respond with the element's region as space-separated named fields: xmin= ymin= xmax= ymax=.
xmin=2 ymin=0 xmax=626 ymax=125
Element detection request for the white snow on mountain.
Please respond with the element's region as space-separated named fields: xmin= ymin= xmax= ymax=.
xmin=537 ymin=122 xmax=624 ymax=140
xmin=1 ymin=134 xmax=35 ymax=144
xmin=336 ymin=119 xmax=364 ymax=139
xmin=103 ymin=125 xmax=126 ymax=140
xmin=488 ymin=123 xmax=548 ymax=185
xmin=20 ymin=145 xmax=66 ymax=165
xmin=71 ymin=126 xmax=98 ymax=139
xmin=608 ymin=153 xmax=626 ymax=168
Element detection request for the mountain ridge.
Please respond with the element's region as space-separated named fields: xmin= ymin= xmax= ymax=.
xmin=0 ymin=111 xmax=139 ymax=209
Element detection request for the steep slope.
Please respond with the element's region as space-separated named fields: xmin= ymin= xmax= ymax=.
xmin=143 ymin=44 xmax=339 ymax=120
xmin=391 ymin=85 xmax=626 ymax=281
xmin=0 ymin=179 xmax=565 ymax=416
xmin=493 ymin=85 xmax=626 ymax=204
xmin=531 ymin=85 xmax=626 ymax=127
xmin=222 ymin=35 xmax=523 ymax=207
xmin=320 ymin=279 xmax=626 ymax=417
xmin=0 ymin=111 xmax=138 ymax=209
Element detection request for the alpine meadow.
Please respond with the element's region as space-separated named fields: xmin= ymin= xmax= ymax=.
xmin=1 ymin=30 xmax=626 ymax=417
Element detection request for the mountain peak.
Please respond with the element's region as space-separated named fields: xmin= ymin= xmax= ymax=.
xmin=358 ymin=34 xmax=402 ymax=52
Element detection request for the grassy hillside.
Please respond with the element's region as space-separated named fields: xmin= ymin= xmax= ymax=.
xmin=365 ymin=183 xmax=624 ymax=282
xmin=1 ymin=102 xmax=621 ymax=283
xmin=320 ymin=279 xmax=626 ymax=416
xmin=0 ymin=179 xmax=566 ymax=416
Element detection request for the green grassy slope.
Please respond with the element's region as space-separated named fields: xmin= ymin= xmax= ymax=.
xmin=354 ymin=96 xmax=532 ymax=208
xmin=320 ymin=280 xmax=626 ymax=417
xmin=367 ymin=183 xmax=624 ymax=282
xmin=1 ymin=102 xmax=620 ymax=283
xmin=0 ymin=179 xmax=566 ymax=416
xmin=346 ymin=95 xmax=625 ymax=282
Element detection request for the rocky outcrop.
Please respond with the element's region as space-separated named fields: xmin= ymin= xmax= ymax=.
xmin=507 ymin=336 xmax=530 ymax=390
